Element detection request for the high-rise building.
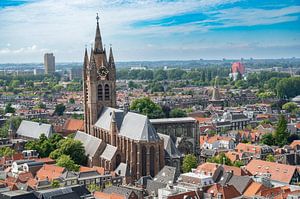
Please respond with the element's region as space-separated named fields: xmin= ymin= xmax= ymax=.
xmin=44 ymin=53 xmax=55 ymax=74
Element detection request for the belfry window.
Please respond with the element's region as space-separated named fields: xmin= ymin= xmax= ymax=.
xmin=98 ymin=84 xmax=103 ymax=100
xmin=105 ymin=84 xmax=110 ymax=100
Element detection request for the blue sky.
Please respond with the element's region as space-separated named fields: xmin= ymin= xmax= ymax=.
xmin=0 ymin=0 xmax=299 ymax=63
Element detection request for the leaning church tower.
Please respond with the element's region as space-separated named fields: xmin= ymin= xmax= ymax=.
xmin=83 ymin=14 xmax=117 ymax=135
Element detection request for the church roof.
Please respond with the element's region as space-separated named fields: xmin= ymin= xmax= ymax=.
xmin=94 ymin=107 xmax=161 ymax=142
xmin=94 ymin=107 xmax=124 ymax=131
xmin=100 ymin=144 xmax=117 ymax=161
xmin=158 ymin=133 xmax=182 ymax=159
xmin=74 ymin=131 xmax=103 ymax=157
xmin=114 ymin=163 xmax=130 ymax=177
xmin=119 ymin=112 xmax=160 ymax=141
xmin=16 ymin=120 xmax=53 ymax=139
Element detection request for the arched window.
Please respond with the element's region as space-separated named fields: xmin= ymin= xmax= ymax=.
xmin=142 ymin=146 xmax=147 ymax=176
xmin=98 ymin=84 xmax=103 ymax=100
xmin=150 ymin=146 xmax=155 ymax=177
xmin=105 ymin=84 xmax=110 ymax=100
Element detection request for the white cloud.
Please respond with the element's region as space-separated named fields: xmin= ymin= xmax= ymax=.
xmin=0 ymin=0 xmax=299 ymax=62
xmin=0 ymin=45 xmax=49 ymax=54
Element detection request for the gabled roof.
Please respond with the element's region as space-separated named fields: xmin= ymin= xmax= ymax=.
xmin=100 ymin=144 xmax=117 ymax=161
xmin=119 ymin=112 xmax=160 ymax=141
xmin=206 ymin=183 xmax=241 ymax=199
xmin=62 ymin=119 xmax=84 ymax=132
xmin=60 ymin=171 xmax=78 ymax=180
xmin=74 ymin=131 xmax=104 ymax=157
xmin=94 ymin=107 xmax=124 ymax=131
xmin=220 ymin=174 xmax=253 ymax=194
xmin=245 ymin=159 xmax=298 ymax=184
xmin=158 ymin=133 xmax=182 ymax=159
xmin=243 ymin=182 xmax=268 ymax=197
xmin=114 ymin=163 xmax=130 ymax=177
xmin=78 ymin=170 xmax=101 ymax=180
xmin=16 ymin=120 xmax=53 ymax=139
xmin=153 ymin=166 xmax=177 ymax=184
xmin=103 ymin=186 xmax=137 ymax=199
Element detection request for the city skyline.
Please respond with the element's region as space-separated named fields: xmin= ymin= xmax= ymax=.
xmin=0 ymin=0 xmax=300 ymax=63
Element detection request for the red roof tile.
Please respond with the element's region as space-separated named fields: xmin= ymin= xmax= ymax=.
xmin=245 ymin=160 xmax=297 ymax=184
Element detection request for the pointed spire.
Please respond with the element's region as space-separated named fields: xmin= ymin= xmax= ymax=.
xmin=109 ymin=44 xmax=115 ymax=67
xmin=94 ymin=13 xmax=103 ymax=53
xmin=83 ymin=47 xmax=89 ymax=68
xmin=89 ymin=46 xmax=96 ymax=70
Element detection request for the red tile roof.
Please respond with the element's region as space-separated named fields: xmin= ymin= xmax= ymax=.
xmin=36 ymin=164 xmax=65 ymax=181
xmin=94 ymin=191 xmax=125 ymax=199
xmin=235 ymin=143 xmax=262 ymax=154
xmin=245 ymin=160 xmax=298 ymax=184
xmin=243 ymin=182 xmax=268 ymax=197
xmin=207 ymin=183 xmax=241 ymax=199
xmin=290 ymin=140 xmax=300 ymax=149
xmin=63 ymin=119 xmax=84 ymax=132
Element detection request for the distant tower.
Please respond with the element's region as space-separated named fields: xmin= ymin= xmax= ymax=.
xmin=83 ymin=14 xmax=117 ymax=135
xmin=8 ymin=121 xmax=16 ymax=140
xmin=212 ymin=76 xmax=221 ymax=101
xmin=44 ymin=53 xmax=55 ymax=74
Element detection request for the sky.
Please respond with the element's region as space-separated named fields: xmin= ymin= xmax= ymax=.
xmin=0 ymin=0 xmax=300 ymax=63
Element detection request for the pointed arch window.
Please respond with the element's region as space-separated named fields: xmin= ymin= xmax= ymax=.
xmin=105 ymin=84 xmax=110 ymax=100
xmin=98 ymin=84 xmax=103 ymax=100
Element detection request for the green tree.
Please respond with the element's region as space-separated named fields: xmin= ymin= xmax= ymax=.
xmin=0 ymin=117 xmax=22 ymax=138
xmin=182 ymin=154 xmax=198 ymax=173
xmin=274 ymin=115 xmax=289 ymax=147
xmin=260 ymin=133 xmax=274 ymax=146
xmin=276 ymin=77 xmax=300 ymax=99
xmin=25 ymin=133 xmax=63 ymax=157
xmin=207 ymin=153 xmax=233 ymax=166
xmin=36 ymin=102 xmax=46 ymax=109
xmin=154 ymin=69 xmax=167 ymax=81
xmin=282 ymin=102 xmax=298 ymax=113
xmin=51 ymin=180 xmax=60 ymax=188
xmin=169 ymin=108 xmax=187 ymax=118
xmin=54 ymin=104 xmax=66 ymax=116
xmin=266 ymin=154 xmax=275 ymax=162
xmin=87 ymin=183 xmax=101 ymax=193
xmin=50 ymin=138 xmax=86 ymax=165
xmin=5 ymin=103 xmax=15 ymax=114
xmin=10 ymin=80 xmax=20 ymax=87
xmin=233 ymin=160 xmax=244 ymax=168
xmin=130 ymin=97 xmax=165 ymax=119
xmin=0 ymin=147 xmax=15 ymax=157
xmin=69 ymin=98 xmax=75 ymax=104
xmin=56 ymin=155 xmax=80 ymax=171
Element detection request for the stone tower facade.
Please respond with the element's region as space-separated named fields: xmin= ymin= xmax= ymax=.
xmin=83 ymin=15 xmax=117 ymax=135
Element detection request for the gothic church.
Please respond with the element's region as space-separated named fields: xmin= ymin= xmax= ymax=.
xmin=76 ymin=15 xmax=165 ymax=181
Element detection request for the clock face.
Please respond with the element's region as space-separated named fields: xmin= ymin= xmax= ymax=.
xmin=97 ymin=66 xmax=109 ymax=78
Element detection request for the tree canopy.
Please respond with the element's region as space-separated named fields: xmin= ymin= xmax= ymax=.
xmin=169 ymin=108 xmax=187 ymax=118
xmin=25 ymin=133 xmax=64 ymax=158
xmin=130 ymin=97 xmax=165 ymax=119
xmin=282 ymin=102 xmax=299 ymax=113
xmin=182 ymin=154 xmax=198 ymax=173
xmin=54 ymin=104 xmax=66 ymax=116
xmin=274 ymin=115 xmax=289 ymax=147
xmin=56 ymin=155 xmax=80 ymax=171
xmin=50 ymin=138 xmax=86 ymax=165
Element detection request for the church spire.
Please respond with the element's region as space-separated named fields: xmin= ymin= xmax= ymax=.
xmin=109 ymin=44 xmax=115 ymax=67
xmin=94 ymin=13 xmax=103 ymax=53
xmin=83 ymin=47 xmax=89 ymax=69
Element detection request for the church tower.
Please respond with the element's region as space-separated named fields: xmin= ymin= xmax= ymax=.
xmin=83 ymin=14 xmax=117 ymax=135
